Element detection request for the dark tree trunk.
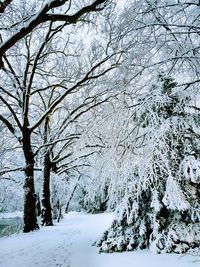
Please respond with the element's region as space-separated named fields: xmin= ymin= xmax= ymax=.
xmin=65 ymin=175 xmax=81 ymax=213
xmin=36 ymin=193 xmax=41 ymax=217
xmin=22 ymin=129 xmax=38 ymax=232
xmin=41 ymin=150 xmax=53 ymax=226
xmin=57 ymin=199 xmax=62 ymax=223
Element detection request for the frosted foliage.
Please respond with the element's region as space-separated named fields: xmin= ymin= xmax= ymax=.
xmin=0 ymin=180 xmax=23 ymax=212
xmin=78 ymin=104 xmax=138 ymax=212
xmin=50 ymin=174 xmax=69 ymax=213
xmin=150 ymin=222 xmax=200 ymax=254
xmin=150 ymin=190 xmax=161 ymax=212
xmin=115 ymin=188 xmax=139 ymax=225
xmin=134 ymin=79 xmax=199 ymax=204
xmin=181 ymin=156 xmax=200 ymax=183
xmin=162 ymin=175 xmax=189 ymax=211
xmin=97 ymin=75 xmax=200 ymax=254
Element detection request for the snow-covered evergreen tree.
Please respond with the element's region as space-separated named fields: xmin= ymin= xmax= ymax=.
xmin=97 ymin=74 xmax=200 ymax=253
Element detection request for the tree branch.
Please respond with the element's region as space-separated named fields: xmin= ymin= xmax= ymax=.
xmin=0 ymin=96 xmax=22 ymax=130
xmin=0 ymin=0 xmax=108 ymax=66
xmin=0 ymin=167 xmax=42 ymax=175
xmin=0 ymin=0 xmax=13 ymax=13
xmin=0 ymin=114 xmax=21 ymax=141
xmin=29 ymin=53 xmax=117 ymax=132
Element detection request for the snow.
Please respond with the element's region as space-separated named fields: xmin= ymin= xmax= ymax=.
xmin=0 ymin=211 xmax=23 ymax=219
xmin=0 ymin=212 xmax=199 ymax=267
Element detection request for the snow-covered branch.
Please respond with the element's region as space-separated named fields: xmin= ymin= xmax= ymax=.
xmin=0 ymin=0 xmax=13 ymax=13
xmin=0 ymin=0 xmax=109 ymax=67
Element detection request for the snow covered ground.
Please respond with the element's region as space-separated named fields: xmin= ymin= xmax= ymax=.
xmin=0 ymin=212 xmax=199 ymax=267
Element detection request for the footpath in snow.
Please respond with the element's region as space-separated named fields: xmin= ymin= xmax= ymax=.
xmin=0 ymin=212 xmax=199 ymax=267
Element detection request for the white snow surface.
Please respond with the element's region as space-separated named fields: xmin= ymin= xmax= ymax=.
xmin=0 ymin=212 xmax=199 ymax=267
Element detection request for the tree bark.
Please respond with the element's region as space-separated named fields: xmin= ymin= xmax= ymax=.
xmin=41 ymin=150 xmax=53 ymax=226
xmin=22 ymin=129 xmax=38 ymax=232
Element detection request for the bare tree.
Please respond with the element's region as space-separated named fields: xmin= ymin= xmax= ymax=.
xmin=0 ymin=0 xmax=122 ymax=232
xmin=0 ymin=0 xmax=124 ymax=231
xmin=38 ymin=54 xmax=121 ymax=225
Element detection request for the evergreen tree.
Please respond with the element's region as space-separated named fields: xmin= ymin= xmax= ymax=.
xmin=97 ymin=74 xmax=200 ymax=253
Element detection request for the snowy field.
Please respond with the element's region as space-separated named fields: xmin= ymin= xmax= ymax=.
xmin=0 ymin=213 xmax=199 ymax=267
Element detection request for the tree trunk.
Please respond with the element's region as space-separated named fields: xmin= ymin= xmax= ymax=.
xmin=22 ymin=129 xmax=38 ymax=232
xmin=65 ymin=175 xmax=81 ymax=213
xmin=36 ymin=193 xmax=41 ymax=217
xmin=57 ymin=199 xmax=62 ymax=223
xmin=41 ymin=150 xmax=53 ymax=226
